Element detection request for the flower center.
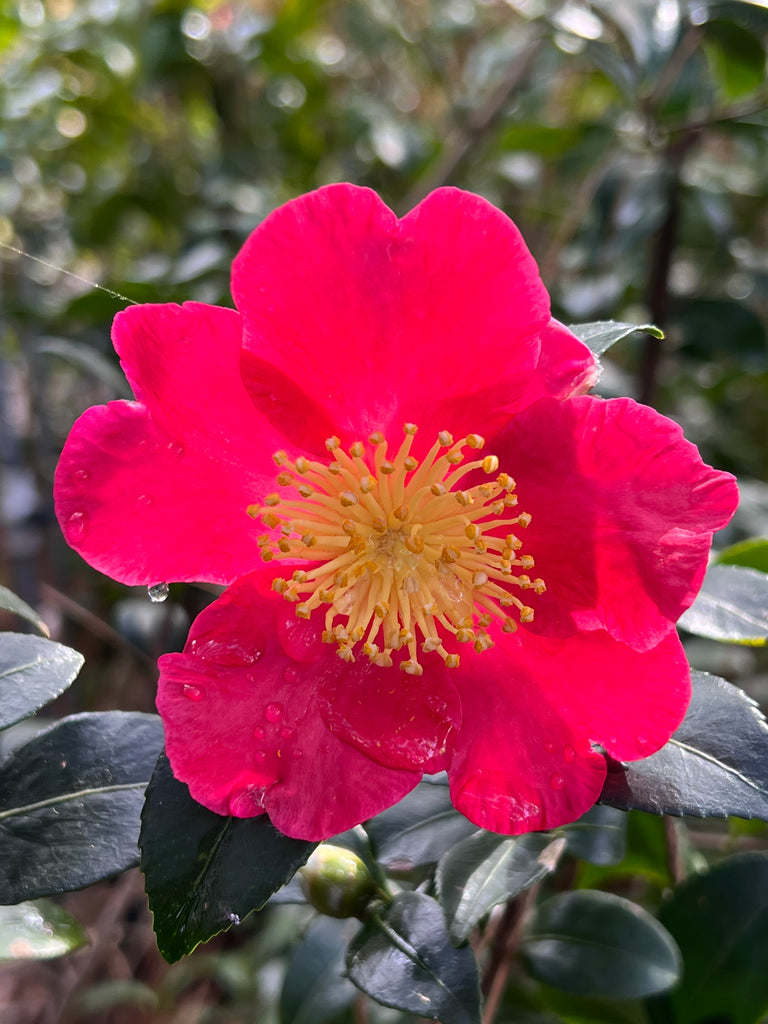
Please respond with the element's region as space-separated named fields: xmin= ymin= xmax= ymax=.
xmin=251 ymin=424 xmax=545 ymax=675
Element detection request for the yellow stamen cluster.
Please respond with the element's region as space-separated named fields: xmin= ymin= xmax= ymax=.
xmin=249 ymin=425 xmax=545 ymax=675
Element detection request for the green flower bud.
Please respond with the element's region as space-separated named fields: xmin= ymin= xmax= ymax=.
xmin=299 ymin=844 xmax=379 ymax=919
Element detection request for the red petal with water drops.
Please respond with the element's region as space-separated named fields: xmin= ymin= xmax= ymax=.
xmin=447 ymin=628 xmax=689 ymax=833
xmin=54 ymin=303 xmax=286 ymax=586
xmin=234 ymin=184 xmax=550 ymax=453
xmin=157 ymin=570 xmax=421 ymax=841
xmin=494 ymin=395 xmax=739 ymax=651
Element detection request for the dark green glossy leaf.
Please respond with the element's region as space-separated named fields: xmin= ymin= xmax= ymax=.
xmin=0 ymin=899 xmax=88 ymax=960
xmin=0 ymin=633 xmax=83 ymax=730
xmin=601 ymin=671 xmax=768 ymax=820
xmin=364 ymin=776 xmax=477 ymax=870
xmin=0 ymin=712 xmax=163 ymax=902
xmin=715 ymin=536 xmax=768 ymax=574
xmin=140 ymin=754 xmax=316 ymax=962
xmin=560 ymin=805 xmax=627 ymax=866
xmin=678 ymin=564 xmax=768 ymax=645
xmin=567 ymin=321 xmax=663 ymax=357
xmin=437 ymin=831 xmax=564 ymax=945
xmin=35 ymin=337 xmax=132 ymax=398
xmin=280 ymin=916 xmax=358 ymax=1024
xmin=648 ymin=853 xmax=768 ymax=1024
xmin=0 ymin=586 xmax=49 ymax=637
xmin=521 ymin=891 xmax=681 ymax=999
xmin=347 ymin=892 xmax=481 ymax=1024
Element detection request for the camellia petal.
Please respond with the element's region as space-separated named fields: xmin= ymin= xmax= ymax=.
xmin=54 ymin=303 xmax=287 ymax=586
xmin=492 ymin=395 xmax=739 ymax=651
xmin=234 ymin=184 xmax=551 ymax=451
xmin=520 ymin=318 xmax=599 ymax=407
xmin=157 ymin=570 xmax=424 ymax=840
xmin=447 ymin=629 xmax=690 ymax=833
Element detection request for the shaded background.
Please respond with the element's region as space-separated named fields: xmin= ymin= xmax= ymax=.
xmin=1 ymin=0 xmax=767 ymax=1021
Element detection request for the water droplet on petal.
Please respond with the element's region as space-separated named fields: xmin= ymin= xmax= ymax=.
xmin=292 ymin=748 xmax=304 ymax=759
xmin=136 ymin=493 xmax=153 ymax=508
xmin=264 ymin=702 xmax=284 ymax=723
xmin=283 ymin=666 xmax=299 ymax=684
xmin=636 ymin=733 xmax=648 ymax=747
xmin=148 ymin=582 xmax=169 ymax=603
xmin=167 ymin=441 xmax=185 ymax=460
xmin=254 ymin=749 xmax=267 ymax=762
xmin=280 ymin=726 xmax=294 ymax=740
xmin=544 ymin=741 xmax=555 ymax=754
xmin=253 ymin=726 xmax=265 ymax=740
xmin=67 ymin=511 xmax=88 ymax=539
xmin=196 ymin=638 xmax=262 ymax=666
xmin=228 ymin=783 xmax=267 ymax=817
xmin=550 ymin=773 xmax=565 ymax=790
xmin=563 ymin=745 xmax=576 ymax=763
xmin=182 ymin=683 xmax=204 ymax=701
xmin=73 ymin=468 xmax=90 ymax=482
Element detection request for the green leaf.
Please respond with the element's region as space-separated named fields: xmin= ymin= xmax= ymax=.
xmin=364 ymin=776 xmax=477 ymax=870
xmin=648 ymin=853 xmax=768 ymax=1024
xmin=140 ymin=754 xmax=316 ymax=963
xmin=703 ymin=19 xmax=766 ymax=100
xmin=437 ymin=831 xmax=565 ymax=945
xmin=567 ymin=321 xmax=663 ymax=357
xmin=0 ymin=586 xmax=49 ymax=637
xmin=715 ymin=536 xmax=768 ymax=574
xmin=678 ymin=564 xmax=768 ymax=645
xmin=347 ymin=892 xmax=482 ymax=1024
xmin=0 ymin=899 xmax=88 ymax=960
xmin=35 ymin=337 xmax=133 ymax=398
xmin=280 ymin=916 xmax=358 ymax=1024
xmin=559 ymin=805 xmax=627 ymax=866
xmin=600 ymin=671 xmax=768 ymax=820
xmin=0 ymin=712 xmax=163 ymax=902
xmin=0 ymin=633 xmax=84 ymax=730
xmin=521 ymin=891 xmax=681 ymax=999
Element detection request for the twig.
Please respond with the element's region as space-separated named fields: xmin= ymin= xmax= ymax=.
xmin=482 ymin=886 xmax=538 ymax=1024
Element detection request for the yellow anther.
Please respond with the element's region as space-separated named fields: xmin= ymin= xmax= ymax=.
xmin=337 ymin=645 xmax=355 ymax=663
xmin=444 ymin=653 xmax=460 ymax=668
xmin=447 ymin=451 xmax=464 ymax=464
xmin=297 ymin=483 xmax=313 ymax=498
xmin=374 ymin=601 xmax=390 ymax=618
xmin=273 ymin=450 xmax=288 ymax=465
xmin=381 ymin=461 xmax=396 ymax=474
xmin=441 ymin=545 xmax=460 ymax=564
xmin=369 ymin=431 xmax=385 ymax=445
xmin=333 ymin=570 xmax=349 ymax=587
xmin=296 ymin=603 xmax=311 ymax=619
xmin=482 ymin=455 xmax=499 ymax=473
xmin=278 ymin=539 xmax=291 ymax=552
xmin=518 ymin=512 xmax=532 ymax=527
xmin=342 ymin=519 xmax=358 ymax=536
xmin=292 ymin=570 xmax=308 ymax=583
xmin=325 ymin=436 xmax=341 ymax=450
xmin=329 ymin=461 xmax=342 ymax=474
xmin=372 ymin=516 xmax=387 ymax=533
xmin=533 ymin=579 xmax=547 ymax=594
xmin=519 ymin=555 xmax=535 ymax=569
xmin=363 ymin=642 xmax=379 ymax=658
xmin=431 ymin=483 xmax=447 ymax=496
xmin=360 ymin=475 xmax=376 ymax=493
xmin=520 ymin=606 xmax=535 ymax=622
xmin=465 ymin=524 xmax=480 ymax=541
xmin=401 ymin=660 xmax=424 ymax=676
xmin=438 ymin=430 xmax=454 ymax=446
xmin=260 ymin=549 xmax=274 ymax=561
xmin=473 ymin=571 xmax=489 ymax=587
xmin=272 ymin=578 xmax=289 ymax=594
xmin=455 ymin=491 xmax=473 ymax=506
xmin=276 ymin=471 xmax=293 ymax=486
xmin=318 ymin=589 xmax=335 ymax=603
xmin=392 ymin=505 xmax=408 ymax=521
xmin=264 ymin=493 xmax=280 ymax=506
xmin=404 ymin=456 xmax=419 ymax=471
xmin=295 ymin=456 xmax=310 ymax=474
xmin=467 ymin=434 xmax=484 ymax=449
xmin=247 ymin=505 xmax=260 ymax=519
xmin=403 ymin=423 xmax=418 ymax=435
xmin=339 ymin=491 xmax=358 ymax=507
xmin=497 ymin=473 xmax=514 ymax=490
xmin=504 ymin=493 xmax=519 ymax=507
xmin=502 ymin=619 xmax=518 ymax=633
xmin=350 ymin=441 xmax=365 ymax=458
xmin=405 ymin=534 xmax=425 ymax=554
xmin=301 ymin=534 xmax=317 ymax=547
xmin=455 ymin=628 xmax=474 ymax=643
xmin=421 ymin=637 xmax=442 ymax=652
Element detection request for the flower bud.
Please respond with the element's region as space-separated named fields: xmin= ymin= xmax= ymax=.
xmin=299 ymin=844 xmax=378 ymax=919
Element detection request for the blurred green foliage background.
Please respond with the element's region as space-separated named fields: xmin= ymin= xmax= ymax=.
xmin=1 ymin=1 xmax=767 ymax=1021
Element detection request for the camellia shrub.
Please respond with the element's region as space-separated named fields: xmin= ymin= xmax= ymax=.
xmin=3 ymin=183 xmax=768 ymax=1024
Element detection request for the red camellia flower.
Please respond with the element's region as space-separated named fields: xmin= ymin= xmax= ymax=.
xmin=55 ymin=185 xmax=738 ymax=841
